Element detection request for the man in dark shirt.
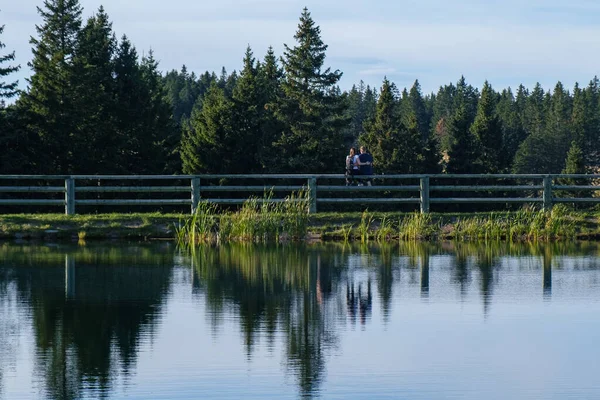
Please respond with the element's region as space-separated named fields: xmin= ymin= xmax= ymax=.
xmin=357 ymin=146 xmax=374 ymax=186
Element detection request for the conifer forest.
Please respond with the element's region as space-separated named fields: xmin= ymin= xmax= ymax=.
xmin=1 ymin=1 xmax=599 ymax=176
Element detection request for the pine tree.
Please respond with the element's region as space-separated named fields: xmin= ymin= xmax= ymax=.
xmin=18 ymin=0 xmax=83 ymax=173
xmin=470 ymin=81 xmax=502 ymax=172
xmin=273 ymin=8 xmax=348 ymax=173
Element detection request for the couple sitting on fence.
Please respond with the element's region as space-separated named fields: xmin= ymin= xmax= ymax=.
xmin=345 ymin=146 xmax=374 ymax=186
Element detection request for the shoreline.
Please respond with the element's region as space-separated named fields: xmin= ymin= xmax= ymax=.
xmin=1 ymin=211 xmax=599 ymax=242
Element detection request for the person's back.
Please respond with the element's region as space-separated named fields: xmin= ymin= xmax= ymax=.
xmin=358 ymin=146 xmax=374 ymax=186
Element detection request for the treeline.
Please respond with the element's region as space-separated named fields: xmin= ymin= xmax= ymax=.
xmin=1 ymin=2 xmax=599 ymax=176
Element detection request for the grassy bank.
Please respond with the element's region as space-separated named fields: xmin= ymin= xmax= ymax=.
xmin=1 ymin=206 xmax=600 ymax=242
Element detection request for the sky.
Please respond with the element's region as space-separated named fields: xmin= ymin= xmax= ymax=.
xmin=2 ymin=0 xmax=600 ymax=95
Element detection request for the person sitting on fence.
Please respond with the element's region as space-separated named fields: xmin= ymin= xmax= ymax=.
xmin=345 ymin=147 xmax=360 ymax=186
xmin=357 ymin=146 xmax=374 ymax=186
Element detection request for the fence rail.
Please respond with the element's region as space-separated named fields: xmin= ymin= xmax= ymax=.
xmin=0 ymin=174 xmax=599 ymax=215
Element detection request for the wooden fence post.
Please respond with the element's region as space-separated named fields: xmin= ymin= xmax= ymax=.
xmin=308 ymin=177 xmax=317 ymax=214
xmin=543 ymin=175 xmax=553 ymax=211
xmin=65 ymin=177 xmax=75 ymax=215
xmin=191 ymin=177 xmax=200 ymax=214
xmin=420 ymin=176 xmax=430 ymax=214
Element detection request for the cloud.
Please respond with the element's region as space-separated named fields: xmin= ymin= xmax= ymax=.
xmin=358 ymin=67 xmax=397 ymax=76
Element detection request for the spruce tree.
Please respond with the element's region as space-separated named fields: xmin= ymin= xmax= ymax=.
xmin=470 ymin=81 xmax=502 ymax=173
xmin=231 ymin=46 xmax=265 ymax=173
xmin=512 ymin=83 xmax=571 ymax=174
xmin=344 ymin=82 xmax=365 ymax=147
xmin=18 ymin=0 xmax=83 ymax=173
xmin=72 ymin=6 xmax=117 ymax=172
xmin=580 ymin=77 xmax=600 ymax=166
xmin=163 ymin=65 xmax=201 ymax=125
xmin=431 ymin=82 xmax=457 ymax=154
xmin=0 ymin=18 xmax=20 ymax=101
xmin=273 ymin=8 xmax=348 ymax=173
xmin=256 ymin=46 xmax=283 ymax=171
xmin=446 ymin=104 xmax=481 ymax=173
xmin=497 ymin=87 xmax=526 ymax=170
xmin=0 ymin=17 xmax=25 ymax=173
xmin=360 ymin=78 xmax=400 ymax=173
xmin=522 ymin=83 xmax=545 ymax=137
xmin=405 ymin=80 xmax=430 ymax=141
xmin=558 ymin=141 xmax=587 ymax=199
xmin=512 ymin=83 xmax=555 ymax=173
xmin=113 ymin=36 xmax=144 ymax=172
xmin=360 ymin=78 xmax=420 ymax=173
xmin=362 ymin=84 xmax=377 ymax=122
xmin=402 ymin=79 xmax=439 ymax=172
xmin=138 ymin=50 xmax=178 ymax=173
xmin=181 ymin=83 xmax=235 ymax=174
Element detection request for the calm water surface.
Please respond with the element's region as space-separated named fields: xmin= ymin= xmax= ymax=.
xmin=1 ymin=241 xmax=600 ymax=399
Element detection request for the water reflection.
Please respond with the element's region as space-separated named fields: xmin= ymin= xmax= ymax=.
xmin=2 ymin=241 xmax=600 ymax=399
xmin=191 ymin=245 xmax=344 ymax=397
xmin=543 ymin=246 xmax=552 ymax=298
xmin=0 ymin=243 xmax=174 ymax=400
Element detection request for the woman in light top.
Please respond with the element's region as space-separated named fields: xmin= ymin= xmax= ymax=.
xmin=345 ymin=147 xmax=360 ymax=186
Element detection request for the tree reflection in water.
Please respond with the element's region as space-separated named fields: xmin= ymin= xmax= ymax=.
xmin=0 ymin=243 xmax=174 ymax=400
xmin=191 ymin=243 xmax=404 ymax=396
xmin=0 ymin=240 xmax=597 ymax=399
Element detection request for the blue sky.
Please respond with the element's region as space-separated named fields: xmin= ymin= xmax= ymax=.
xmin=2 ymin=0 xmax=600 ymax=95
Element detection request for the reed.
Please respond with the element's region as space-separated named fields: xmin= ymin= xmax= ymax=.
xmin=340 ymin=224 xmax=353 ymax=243
xmin=398 ymin=212 xmax=439 ymax=240
xmin=356 ymin=210 xmax=374 ymax=243
xmin=448 ymin=206 xmax=576 ymax=242
xmin=174 ymin=201 xmax=218 ymax=244
xmin=176 ymin=189 xmax=309 ymax=244
xmin=376 ymin=216 xmax=395 ymax=242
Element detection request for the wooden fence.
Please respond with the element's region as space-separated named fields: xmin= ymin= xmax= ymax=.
xmin=0 ymin=174 xmax=599 ymax=215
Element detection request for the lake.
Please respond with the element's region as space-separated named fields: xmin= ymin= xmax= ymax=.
xmin=1 ymin=241 xmax=600 ymax=399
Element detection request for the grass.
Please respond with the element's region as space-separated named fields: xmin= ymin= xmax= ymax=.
xmin=175 ymin=189 xmax=310 ymax=244
xmin=0 ymin=206 xmax=597 ymax=242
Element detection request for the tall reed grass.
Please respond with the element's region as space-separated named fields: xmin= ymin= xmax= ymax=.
xmin=176 ymin=190 xmax=309 ymax=244
xmin=398 ymin=212 xmax=440 ymax=240
xmin=450 ymin=205 xmax=575 ymax=241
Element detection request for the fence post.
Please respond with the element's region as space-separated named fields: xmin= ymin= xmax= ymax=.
xmin=543 ymin=175 xmax=553 ymax=211
xmin=420 ymin=176 xmax=430 ymax=214
xmin=308 ymin=177 xmax=317 ymax=214
xmin=191 ymin=177 xmax=200 ymax=214
xmin=65 ymin=177 xmax=75 ymax=215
